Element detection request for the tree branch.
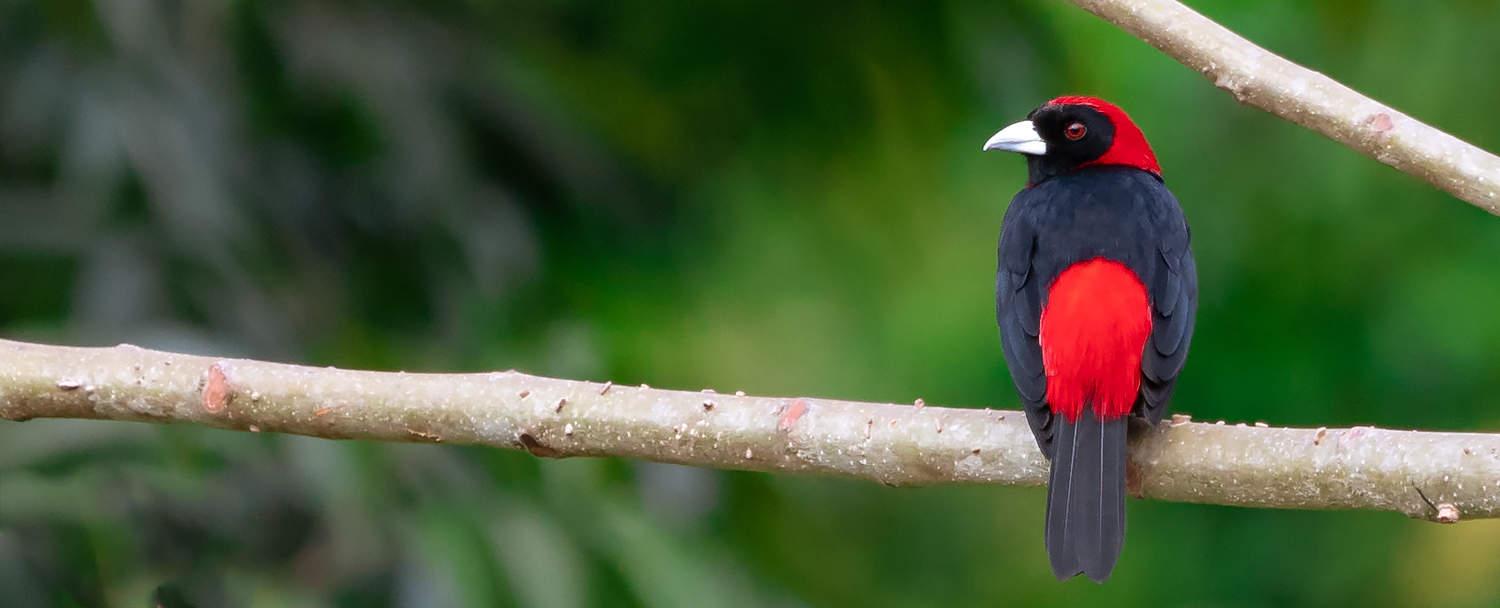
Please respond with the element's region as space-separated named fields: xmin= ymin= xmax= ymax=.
xmin=1 ymin=339 xmax=1497 ymax=523
xmin=1069 ymin=0 xmax=1500 ymax=215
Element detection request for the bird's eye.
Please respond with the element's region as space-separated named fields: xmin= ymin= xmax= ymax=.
xmin=1064 ymin=122 xmax=1087 ymax=141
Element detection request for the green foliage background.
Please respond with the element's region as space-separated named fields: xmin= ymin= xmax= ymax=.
xmin=3 ymin=1 xmax=1500 ymax=606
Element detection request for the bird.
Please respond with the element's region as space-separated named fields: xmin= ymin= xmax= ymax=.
xmin=982 ymin=96 xmax=1197 ymax=582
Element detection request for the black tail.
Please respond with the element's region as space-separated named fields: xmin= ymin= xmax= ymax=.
xmin=1044 ymin=407 xmax=1128 ymax=582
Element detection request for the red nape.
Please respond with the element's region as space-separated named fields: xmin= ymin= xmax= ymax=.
xmin=1039 ymin=258 xmax=1152 ymax=422
xmin=1047 ymin=96 xmax=1161 ymax=177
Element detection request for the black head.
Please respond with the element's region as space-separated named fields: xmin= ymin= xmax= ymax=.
xmin=983 ymin=96 xmax=1161 ymax=185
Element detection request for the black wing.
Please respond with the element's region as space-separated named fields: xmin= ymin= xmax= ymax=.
xmin=1136 ymin=202 xmax=1196 ymax=424
xmin=996 ymin=195 xmax=1052 ymax=454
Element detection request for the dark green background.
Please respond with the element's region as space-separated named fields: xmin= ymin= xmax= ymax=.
xmin=2 ymin=1 xmax=1499 ymax=606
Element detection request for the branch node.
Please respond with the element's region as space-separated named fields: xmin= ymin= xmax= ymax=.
xmin=778 ymin=398 xmax=808 ymax=432
xmin=1437 ymin=503 xmax=1461 ymax=524
xmin=1411 ymin=482 xmax=1457 ymax=523
xmin=517 ymin=432 xmax=559 ymax=457
xmin=201 ymin=362 xmax=231 ymax=414
xmin=1364 ymin=112 xmax=1394 ymax=133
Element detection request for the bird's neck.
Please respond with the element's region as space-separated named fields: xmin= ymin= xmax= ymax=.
xmin=1026 ymin=157 xmax=1162 ymax=187
xmin=1025 ymin=156 xmax=1070 ymax=186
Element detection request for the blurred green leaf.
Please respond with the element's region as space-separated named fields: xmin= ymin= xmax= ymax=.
xmin=4 ymin=1 xmax=1500 ymax=606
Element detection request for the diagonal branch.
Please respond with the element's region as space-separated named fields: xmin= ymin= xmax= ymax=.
xmin=1068 ymin=0 xmax=1500 ymax=215
xmin=0 ymin=339 xmax=1496 ymax=523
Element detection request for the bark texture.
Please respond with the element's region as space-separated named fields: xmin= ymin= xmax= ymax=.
xmin=1069 ymin=0 xmax=1500 ymax=215
xmin=2 ymin=339 xmax=1496 ymax=522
